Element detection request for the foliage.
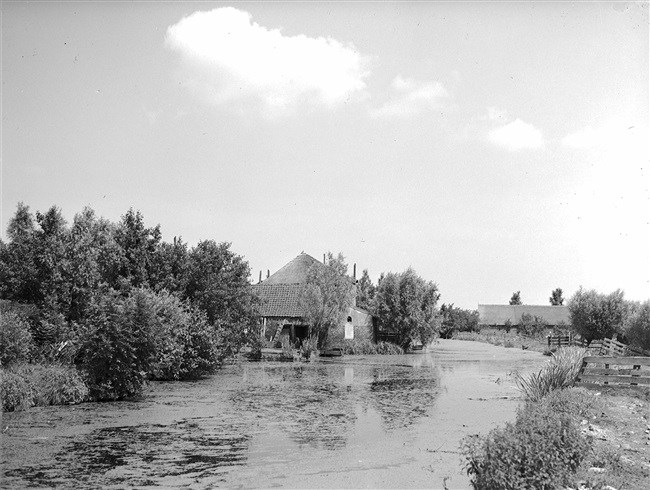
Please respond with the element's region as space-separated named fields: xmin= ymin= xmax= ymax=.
xmin=340 ymin=339 xmax=404 ymax=355
xmin=439 ymin=303 xmax=479 ymax=339
xmin=298 ymin=252 xmax=355 ymax=349
xmin=549 ymin=287 xmax=565 ymax=306
xmin=1 ymin=363 xmax=89 ymax=411
xmin=0 ymin=309 xmax=34 ymax=366
xmin=113 ymin=208 xmax=162 ymax=290
xmin=142 ymin=289 xmax=222 ymax=381
xmin=1 ymin=368 xmax=36 ymax=411
xmin=515 ymin=346 xmax=586 ymax=402
xmin=462 ymin=403 xmax=591 ymax=490
xmin=76 ymin=288 xmax=158 ymax=401
xmin=536 ymin=387 xmax=603 ymax=419
xmin=28 ymin=363 xmax=89 ymax=406
xmin=516 ymin=313 xmax=547 ymax=337
xmin=355 ymin=268 xmax=375 ymax=310
xmin=509 ymin=291 xmax=522 ymax=305
xmin=299 ymin=336 xmax=318 ymax=360
xmin=280 ymin=336 xmax=294 ymax=359
xmin=373 ymin=268 xmax=440 ymax=351
xmin=568 ymin=287 xmax=628 ymax=342
xmin=625 ymin=300 xmax=650 ymax=351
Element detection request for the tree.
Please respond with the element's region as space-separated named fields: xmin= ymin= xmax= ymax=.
xmin=373 ymin=268 xmax=440 ymax=350
xmin=625 ymin=300 xmax=650 ymax=352
xmin=113 ymin=208 xmax=162 ymax=290
xmin=0 ymin=203 xmax=40 ymax=303
xmin=356 ymin=268 xmax=375 ymax=310
xmin=183 ymin=240 xmax=258 ymax=326
xmin=439 ymin=304 xmax=479 ymax=339
xmin=298 ymin=252 xmax=355 ymax=349
xmin=549 ymin=288 xmax=565 ymax=306
xmin=568 ymin=287 xmax=628 ymax=343
xmin=509 ymin=291 xmax=522 ymax=305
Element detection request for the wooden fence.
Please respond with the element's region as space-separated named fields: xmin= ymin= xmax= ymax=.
xmin=576 ymin=356 xmax=650 ymax=390
xmin=547 ymin=335 xmax=579 ymax=349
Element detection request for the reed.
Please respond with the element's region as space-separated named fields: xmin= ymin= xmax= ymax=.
xmin=515 ymin=346 xmax=586 ymax=401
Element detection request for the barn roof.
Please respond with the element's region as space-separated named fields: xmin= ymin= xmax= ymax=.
xmin=254 ymin=283 xmax=304 ymax=318
xmin=260 ymin=253 xmax=324 ymax=285
xmin=478 ymin=304 xmax=570 ymax=326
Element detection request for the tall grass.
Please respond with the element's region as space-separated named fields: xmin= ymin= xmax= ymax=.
xmin=515 ymin=346 xmax=586 ymax=402
xmin=1 ymin=363 xmax=88 ymax=411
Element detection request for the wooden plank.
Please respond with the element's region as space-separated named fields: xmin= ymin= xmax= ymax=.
xmin=576 ymin=381 xmax=650 ymax=392
xmin=583 ymin=368 xmax=648 ymax=376
xmin=577 ymin=374 xmax=650 ymax=385
xmin=582 ymin=356 xmax=650 ymax=366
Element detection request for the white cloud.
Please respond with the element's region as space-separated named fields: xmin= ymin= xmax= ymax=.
xmin=562 ymin=122 xmax=647 ymax=158
xmin=488 ymin=118 xmax=544 ymax=151
xmin=165 ymin=8 xmax=370 ymax=114
xmin=370 ymin=76 xmax=448 ymax=118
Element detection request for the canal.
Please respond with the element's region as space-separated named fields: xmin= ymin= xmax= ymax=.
xmin=1 ymin=340 xmax=546 ymax=489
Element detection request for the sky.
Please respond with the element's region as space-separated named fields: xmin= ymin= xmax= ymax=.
xmin=1 ymin=1 xmax=648 ymax=310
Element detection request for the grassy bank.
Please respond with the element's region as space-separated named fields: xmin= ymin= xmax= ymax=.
xmin=461 ymin=346 xmax=650 ymax=489
xmin=453 ymin=328 xmax=551 ymax=353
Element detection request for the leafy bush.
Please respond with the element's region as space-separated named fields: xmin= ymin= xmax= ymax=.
xmin=462 ymin=403 xmax=592 ymax=490
xmin=144 ymin=289 xmax=221 ymax=381
xmin=537 ymin=387 xmax=603 ymax=419
xmin=0 ymin=310 xmax=34 ymax=366
xmin=568 ymin=287 xmax=628 ymax=342
xmin=439 ymin=304 xmax=480 ymax=339
xmin=29 ymin=363 xmax=89 ymax=406
xmin=77 ymin=289 xmax=158 ymax=401
xmin=515 ymin=346 xmax=586 ymax=401
xmin=299 ymin=336 xmax=318 ymax=360
xmin=340 ymin=339 xmax=404 ymax=355
xmin=516 ymin=313 xmax=547 ymax=337
xmin=1 ymin=368 xmax=35 ymax=411
xmin=625 ymin=300 xmax=650 ymax=351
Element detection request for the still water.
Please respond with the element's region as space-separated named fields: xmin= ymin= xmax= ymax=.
xmin=1 ymin=340 xmax=546 ymax=489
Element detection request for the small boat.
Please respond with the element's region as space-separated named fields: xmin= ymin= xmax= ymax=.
xmin=321 ymin=348 xmax=344 ymax=357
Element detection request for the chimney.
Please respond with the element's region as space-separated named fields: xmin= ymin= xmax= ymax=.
xmin=353 ymin=263 xmax=357 ymax=281
xmin=259 ymin=270 xmax=262 ymax=283
xmin=267 ymin=269 xmax=270 ymax=279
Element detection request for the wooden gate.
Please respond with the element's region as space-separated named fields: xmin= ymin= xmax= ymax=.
xmin=576 ymin=356 xmax=650 ymax=390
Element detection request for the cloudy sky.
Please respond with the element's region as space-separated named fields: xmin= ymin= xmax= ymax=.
xmin=2 ymin=2 xmax=648 ymax=309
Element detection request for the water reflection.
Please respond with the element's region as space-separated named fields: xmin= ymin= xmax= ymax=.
xmin=231 ymin=360 xmax=439 ymax=449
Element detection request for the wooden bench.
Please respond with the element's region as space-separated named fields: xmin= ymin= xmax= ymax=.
xmin=576 ymin=356 xmax=650 ymax=390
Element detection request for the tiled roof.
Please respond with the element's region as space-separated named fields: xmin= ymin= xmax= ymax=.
xmin=478 ymin=304 xmax=570 ymax=326
xmin=254 ymin=284 xmax=304 ymax=317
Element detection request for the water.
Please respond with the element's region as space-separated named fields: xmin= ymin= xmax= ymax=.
xmin=1 ymin=340 xmax=546 ymax=489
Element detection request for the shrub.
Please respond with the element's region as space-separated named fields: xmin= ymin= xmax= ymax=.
xmin=516 ymin=313 xmax=547 ymax=337
xmin=0 ymin=310 xmax=34 ymax=366
xmin=1 ymin=368 xmax=35 ymax=411
xmin=145 ymin=290 xmax=222 ymax=381
xmin=29 ymin=363 xmax=89 ymax=406
xmin=625 ymin=300 xmax=650 ymax=351
xmin=537 ymin=387 xmax=603 ymax=419
xmin=568 ymin=287 xmax=628 ymax=342
xmin=462 ymin=403 xmax=592 ymax=490
xmin=77 ymin=289 xmax=158 ymax=401
xmin=515 ymin=346 xmax=586 ymax=401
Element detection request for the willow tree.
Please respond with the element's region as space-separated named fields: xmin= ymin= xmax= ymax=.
xmin=298 ymin=252 xmax=355 ymax=349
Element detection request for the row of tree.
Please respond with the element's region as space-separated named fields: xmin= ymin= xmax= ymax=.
xmin=508 ymin=288 xmax=565 ymax=306
xmin=0 ymin=203 xmax=261 ymax=400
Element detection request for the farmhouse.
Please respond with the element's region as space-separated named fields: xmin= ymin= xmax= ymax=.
xmin=478 ymin=304 xmax=570 ymax=328
xmin=253 ymin=252 xmax=373 ymax=345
